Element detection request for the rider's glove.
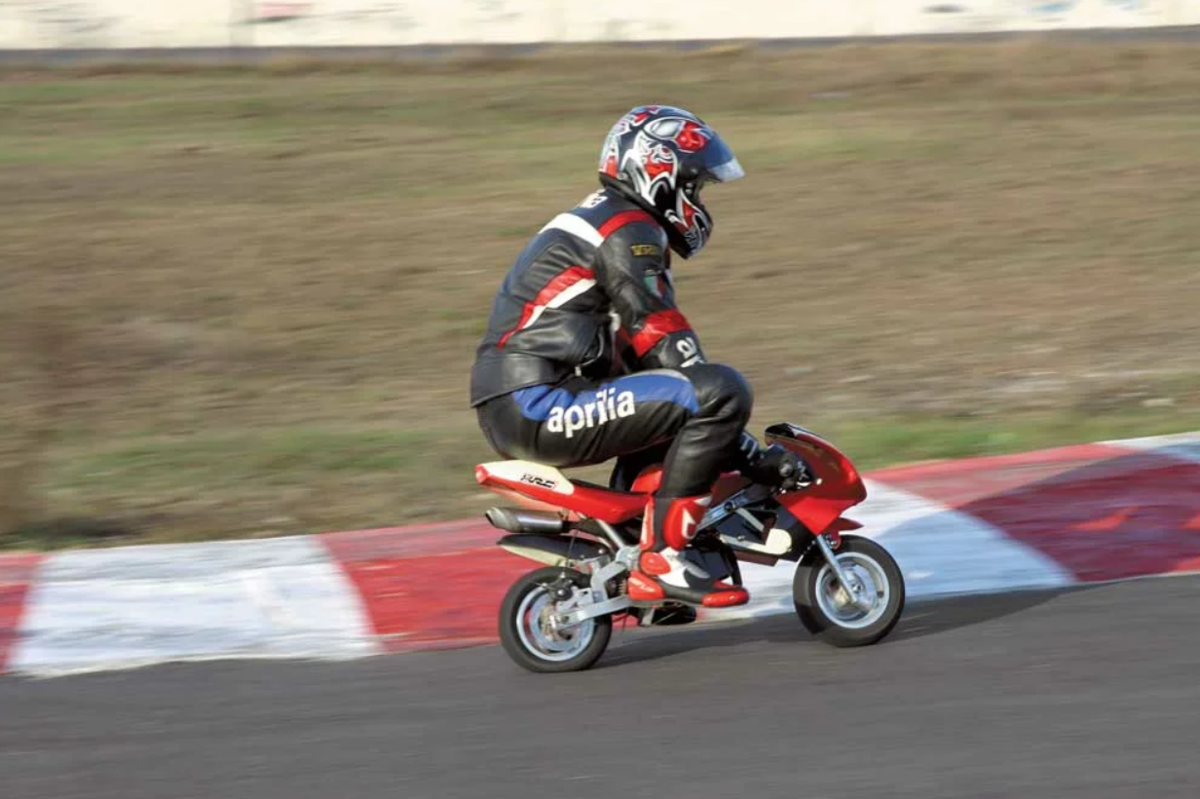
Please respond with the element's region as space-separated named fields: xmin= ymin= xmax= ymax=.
xmin=737 ymin=432 xmax=809 ymax=491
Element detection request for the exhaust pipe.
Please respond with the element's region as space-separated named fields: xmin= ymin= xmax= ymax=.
xmin=485 ymin=507 xmax=567 ymax=535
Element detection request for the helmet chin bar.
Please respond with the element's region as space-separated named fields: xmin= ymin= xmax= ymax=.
xmin=672 ymin=188 xmax=712 ymax=259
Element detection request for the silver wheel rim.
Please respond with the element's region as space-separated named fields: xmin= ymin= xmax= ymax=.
xmin=515 ymin=584 xmax=595 ymax=663
xmin=814 ymin=551 xmax=891 ymax=630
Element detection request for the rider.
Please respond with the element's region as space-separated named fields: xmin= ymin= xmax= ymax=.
xmin=470 ymin=105 xmax=804 ymax=609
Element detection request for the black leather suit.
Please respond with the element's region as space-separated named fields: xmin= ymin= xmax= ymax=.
xmin=470 ymin=188 xmax=753 ymax=498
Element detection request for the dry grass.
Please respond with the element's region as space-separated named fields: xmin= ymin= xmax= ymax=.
xmin=3 ymin=39 xmax=1200 ymax=547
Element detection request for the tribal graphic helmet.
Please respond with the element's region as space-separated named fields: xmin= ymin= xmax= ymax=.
xmin=598 ymin=104 xmax=745 ymax=259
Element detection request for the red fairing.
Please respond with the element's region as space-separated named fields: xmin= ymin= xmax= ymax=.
xmin=483 ymin=485 xmax=570 ymax=516
xmin=768 ymin=426 xmax=868 ymax=537
xmin=817 ymin=518 xmax=864 ymax=550
xmin=476 ymin=465 xmax=646 ymax=524
xmin=631 ymin=309 xmax=693 ymax=357
xmin=631 ymin=465 xmax=664 ymax=494
xmin=631 ymin=467 xmax=745 ymax=502
xmin=710 ymin=472 xmax=752 ymax=505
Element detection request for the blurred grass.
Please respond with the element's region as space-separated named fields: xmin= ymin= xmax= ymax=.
xmin=828 ymin=408 xmax=1200 ymax=471
xmin=3 ymin=39 xmax=1200 ymax=548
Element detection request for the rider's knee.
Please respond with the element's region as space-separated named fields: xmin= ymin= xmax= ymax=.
xmin=688 ymin=363 xmax=753 ymax=426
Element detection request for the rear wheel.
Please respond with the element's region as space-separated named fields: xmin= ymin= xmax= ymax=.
xmin=793 ymin=534 xmax=905 ymax=648
xmin=499 ymin=567 xmax=613 ymax=673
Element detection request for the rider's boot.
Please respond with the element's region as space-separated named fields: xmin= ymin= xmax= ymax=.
xmin=627 ymin=494 xmax=750 ymax=608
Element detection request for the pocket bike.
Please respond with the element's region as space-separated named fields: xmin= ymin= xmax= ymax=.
xmin=476 ymin=423 xmax=905 ymax=672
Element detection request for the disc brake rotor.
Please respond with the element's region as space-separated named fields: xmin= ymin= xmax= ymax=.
xmin=517 ymin=584 xmax=595 ymax=661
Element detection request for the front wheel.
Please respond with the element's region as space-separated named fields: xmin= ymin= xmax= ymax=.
xmin=499 ymin=566 xmax=613 ymax=673
xmin=793 ymin=534 xmax=905 ymax=648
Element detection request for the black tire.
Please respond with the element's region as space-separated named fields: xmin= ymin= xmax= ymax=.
xmin=793 ymin=534 xmax=905 ymax=648
xmin=498 ymin=566 xmax=613 ymax=673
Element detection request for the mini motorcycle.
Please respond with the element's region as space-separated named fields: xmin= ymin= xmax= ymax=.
xmin=476 ymin=423 xmax=905 ymax=672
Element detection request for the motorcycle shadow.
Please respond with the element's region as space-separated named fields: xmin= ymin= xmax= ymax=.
xmin=599 ymin=585 xmax=1090 ymax=668
xmin=888 ymin=585 xmax=1096 ymax=642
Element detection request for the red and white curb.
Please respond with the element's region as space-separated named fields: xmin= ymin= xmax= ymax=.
xmin=3 ymin=431 xmax=1200 ymax=677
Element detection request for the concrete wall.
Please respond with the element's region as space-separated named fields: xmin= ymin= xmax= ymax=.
xmin=0 ymin=0 xmax=1196 ymax=50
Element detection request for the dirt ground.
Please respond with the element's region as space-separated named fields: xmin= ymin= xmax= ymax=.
xmin=2 ymin=40 xmax=1200 ymax=547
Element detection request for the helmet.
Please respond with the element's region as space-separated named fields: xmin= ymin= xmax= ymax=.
xmin=598 ymin=105 xmax=744 ymax=259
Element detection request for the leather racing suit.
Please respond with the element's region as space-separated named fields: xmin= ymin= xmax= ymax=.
xmin=471 ymin=188 xmax=780 ymax=607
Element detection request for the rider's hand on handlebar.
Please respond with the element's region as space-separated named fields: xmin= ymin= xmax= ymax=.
xmin=740 ymin=438 xmax=810 ymax=492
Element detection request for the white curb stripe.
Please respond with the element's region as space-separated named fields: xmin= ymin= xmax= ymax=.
xmin=1104 ymin=431 xmax=1200 ymax=467
xmin=12 ymin=537 xmax=381 ymax=678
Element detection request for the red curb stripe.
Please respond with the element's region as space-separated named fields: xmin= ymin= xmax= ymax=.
xmin=321 ymin=527 xmax=526 ymax=652
xmin=870 ymin=443 xmax=1127 ymax=504
xmin=0 ymin=553 xmax=43 ymax=673
xmin=872 ymin=445 xmax=1200 ymax=583
xmin=324 ymin=521 xmax=499 ymax=558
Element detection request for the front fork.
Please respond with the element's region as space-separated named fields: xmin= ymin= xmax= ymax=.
xmin=813 ymin=532 xmax=874 ymax=613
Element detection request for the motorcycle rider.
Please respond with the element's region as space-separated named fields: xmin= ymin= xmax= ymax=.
xmin=470 ymin=105 xmax=804 ymax=609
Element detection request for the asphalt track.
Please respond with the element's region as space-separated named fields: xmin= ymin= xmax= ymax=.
xmin=3 ymin=575 xmax=1200 ymax=799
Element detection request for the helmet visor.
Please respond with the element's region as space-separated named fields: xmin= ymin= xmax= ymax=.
xmin=698 ymin=132 xmax=745 ymax=184
xmin=710 ymin=156 xmax=745 ymax=183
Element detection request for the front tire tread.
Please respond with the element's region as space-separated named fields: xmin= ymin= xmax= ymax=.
xmin=793 ymin=534 xmax=905 ymax=648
